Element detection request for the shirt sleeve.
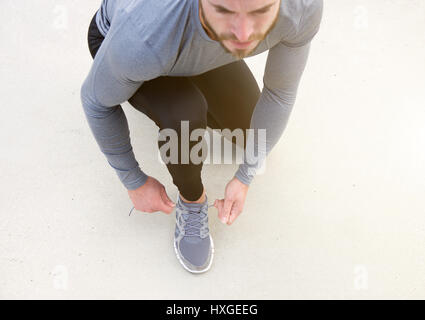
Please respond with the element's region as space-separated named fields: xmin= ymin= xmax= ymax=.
xmin=80 ymin=20 xmax=163 ymax=190
xmin=234 ymin=0 xmax=323 ymax=185
xmin=282 ymin=0 xmax=324 ymax=48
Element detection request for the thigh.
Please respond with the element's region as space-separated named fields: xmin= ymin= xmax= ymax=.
xmin=87 ymin=10 xmax=104 ymax=59
xmin=128 ymin=76 xmax=208 ymax=130
xmin=189 ymin=60 xmax=261 ymax=132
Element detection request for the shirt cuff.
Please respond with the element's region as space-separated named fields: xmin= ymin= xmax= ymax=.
xmin=109 ymin=162 xmax=149 ymax=190
xmin=234 ymin=164 xmax=254 ymax=186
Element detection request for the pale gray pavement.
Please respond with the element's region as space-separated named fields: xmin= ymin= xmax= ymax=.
xmin=0 ymin=0 xmax=424 ymax=299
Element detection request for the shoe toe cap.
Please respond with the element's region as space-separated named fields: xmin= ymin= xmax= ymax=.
xmin=179 ymin=237 xmax=211 ymax=267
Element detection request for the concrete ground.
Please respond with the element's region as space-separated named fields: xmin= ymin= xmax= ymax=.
xmin=1 ymin=0 xmax=424 ymax=299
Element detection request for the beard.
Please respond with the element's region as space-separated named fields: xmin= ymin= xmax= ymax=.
xmin=199 ymin=0 xmax=280 ymax=59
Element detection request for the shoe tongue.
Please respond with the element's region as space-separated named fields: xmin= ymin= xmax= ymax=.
xmin=179 ymin=195 xmax=208 ymax=211
xmin=178 ymin=195 xmax=208 ymax=238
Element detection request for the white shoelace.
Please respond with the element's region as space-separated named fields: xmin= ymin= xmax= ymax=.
xmin=128 ymin=203 xmax=215 ymax=216
xmin=176 ymin=205 xmax=210 ymax=238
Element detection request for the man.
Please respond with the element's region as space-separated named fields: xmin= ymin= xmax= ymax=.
xmin=81 ymin=0 xmax=323 ymax=273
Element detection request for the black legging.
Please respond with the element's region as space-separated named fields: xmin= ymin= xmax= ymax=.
xmin=87 ymin=11 xmax=260 ymax=201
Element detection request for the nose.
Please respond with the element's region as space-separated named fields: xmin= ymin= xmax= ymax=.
xmin=232 ymin=15 xmax=254 ymax=42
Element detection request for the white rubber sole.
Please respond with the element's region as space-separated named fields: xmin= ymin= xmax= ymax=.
xmin=174 ymin=234 xmax=214 ymax=274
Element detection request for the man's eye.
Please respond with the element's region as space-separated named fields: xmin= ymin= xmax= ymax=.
xmin=216 ymin=8 xmax=232 ymax=14
xmin=253 ymin=9 xmax=270 ymax=15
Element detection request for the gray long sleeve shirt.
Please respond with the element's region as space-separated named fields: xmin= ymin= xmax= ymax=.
xmin=80 ymin=0 xmax=323 ymax=190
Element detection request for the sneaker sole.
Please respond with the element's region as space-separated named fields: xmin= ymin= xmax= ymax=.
xmin=174 ymin=234 xmax=214 ymax=274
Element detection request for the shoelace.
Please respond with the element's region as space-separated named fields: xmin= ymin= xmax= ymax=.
xmin=177 ymin=205 xmax=210 ymax=237
xmin=128 ymin=203 xmax=215 ymax=216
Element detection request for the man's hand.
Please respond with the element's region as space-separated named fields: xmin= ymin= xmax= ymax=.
xmin=214 ymin=177 xmax=249 ymax=225
xmin=128 ymin=176 xmax=175 ymax=214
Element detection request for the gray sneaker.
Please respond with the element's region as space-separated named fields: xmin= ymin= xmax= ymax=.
xmin=174 ymin=193 xmax=214 ymax=273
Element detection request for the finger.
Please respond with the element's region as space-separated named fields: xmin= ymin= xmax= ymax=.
xmin=228 ymin=206 xmax=241 ymax=225
xmin=158 ymin=196 xmax=174 ymax=215
xmin=164 ymin=190 xmax=175 ymax=207
xmin=160 ymin=187 xmax=175 ymax=208
xmin=216 ymin=199 xmax=224 ymax=222
xmin=158 ymin=202 xmax=174 ymax=214
xmin=216 ymin=199 xmax=226 ymax=223
xmin=213 ymin=199 xmax=218 ymax=208
xmin=222 ymin=198 xmax=233 ymax=223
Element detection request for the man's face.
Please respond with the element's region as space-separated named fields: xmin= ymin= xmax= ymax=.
xmin=199 ymin=0 xmax=281 ymax=59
